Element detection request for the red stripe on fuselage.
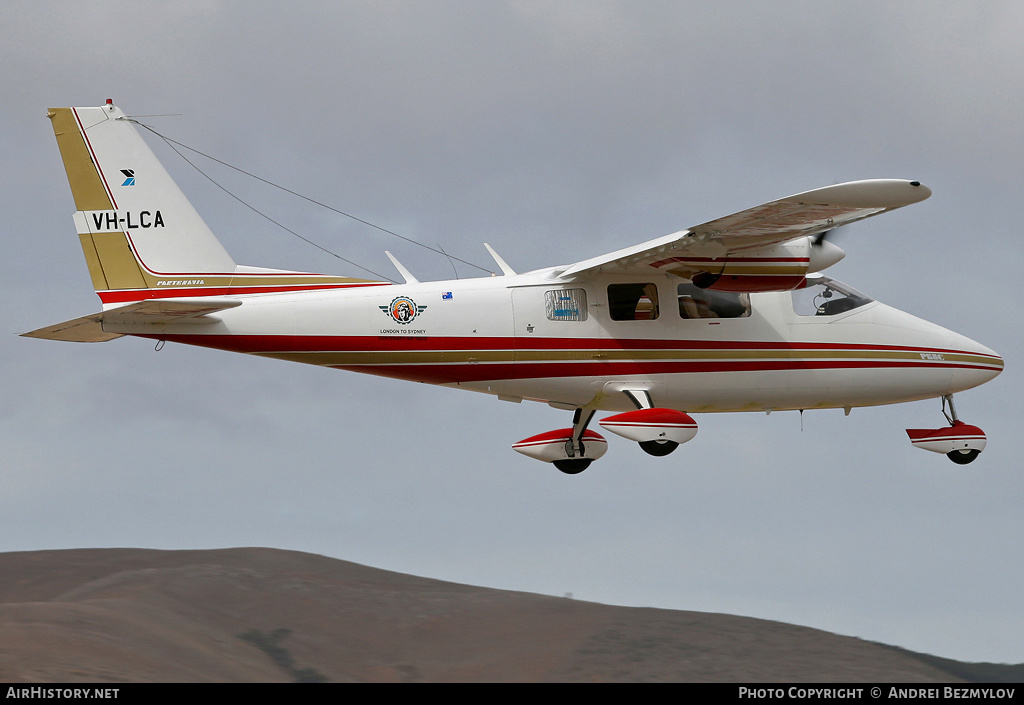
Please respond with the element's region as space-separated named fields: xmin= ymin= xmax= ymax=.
xmin=330 ymin=359 xmax=996 ymax=384
xmin=142 ymin=334 xmax=1003 ymax=356
xmin=140 ymin=334 xmax=1000 ymax=384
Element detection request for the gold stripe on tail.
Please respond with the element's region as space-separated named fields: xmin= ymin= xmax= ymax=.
xmin=48 ymin=108 xmax=112 ymax=212
xmin=49 ymin=107 xmax=147 ymax=291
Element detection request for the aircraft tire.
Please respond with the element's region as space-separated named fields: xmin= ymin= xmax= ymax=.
xmin=946 ymin=449 xmax=980 ymax=465
xmin=639 ymin=440 xmax=679 ymax=457
xmin=554 ymin=458 xmax=592 ymax=474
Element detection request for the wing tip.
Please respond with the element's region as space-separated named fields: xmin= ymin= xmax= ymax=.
xmin=791 ymin=179 xmax=931 ymax=208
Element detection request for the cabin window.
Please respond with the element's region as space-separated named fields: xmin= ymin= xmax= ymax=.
xmin=792 ymin=276 xmax=873 ymax=316
xmin=545 ymin=289 xmax=588 ymax=321
xmin=677 ymin=283 xmax=751 ymax=319
xmin=608 ymin=283 xmax=660 ymax=321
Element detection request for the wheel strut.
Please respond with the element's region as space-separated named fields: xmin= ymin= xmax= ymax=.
xmin=564 ymin=408 xmax=596 ymax=460
xmin=941 ymin=394 xmax=960 ymax=426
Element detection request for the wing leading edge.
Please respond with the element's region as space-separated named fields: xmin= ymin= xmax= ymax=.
xmin=559 ymin=179 xmax=931 ymax=281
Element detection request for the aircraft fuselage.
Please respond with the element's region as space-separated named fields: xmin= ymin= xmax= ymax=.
xmin=109 ymin=268 xmax=1002 ymax=415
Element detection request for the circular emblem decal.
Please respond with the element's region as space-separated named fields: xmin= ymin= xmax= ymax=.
xmin=380 ymin=296 xmax=425 ymax=325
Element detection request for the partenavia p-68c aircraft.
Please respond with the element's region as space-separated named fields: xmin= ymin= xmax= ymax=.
xmin=25 ymin=102 xmax=1003 ymax=473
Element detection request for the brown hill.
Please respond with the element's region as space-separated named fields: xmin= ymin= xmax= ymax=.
xmin=0 ymin=547 xmax=1004 ymax=682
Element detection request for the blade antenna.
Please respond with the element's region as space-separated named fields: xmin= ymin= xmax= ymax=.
xmin=484 ymin=243 xmax=517 ymax=276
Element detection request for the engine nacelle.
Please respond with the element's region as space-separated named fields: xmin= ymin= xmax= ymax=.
xmin=658 ymin=237 xmax=845 ymax=293
xmin=692 ymin=272 xmax=808 ymax=292
xmin=906 ymin=421 xmax=987 ymax=464
xmin=512 ymin=428 xmax=608 ymax=464
xmin=599 ymin=408 xmax=698 ymax=445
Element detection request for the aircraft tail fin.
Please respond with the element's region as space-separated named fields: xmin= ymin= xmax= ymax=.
xmin=48 ymin=102 xmax=384 ymax=306
xmin=50 ymin=103 xmax=237 ymax=293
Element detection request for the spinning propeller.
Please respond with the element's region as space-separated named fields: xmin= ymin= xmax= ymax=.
xmin=807 ymin=225 xmax=847 ymax=272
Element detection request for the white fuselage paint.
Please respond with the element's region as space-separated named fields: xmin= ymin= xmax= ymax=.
xmin=102 ymin=267 xmax=1002 ymax=415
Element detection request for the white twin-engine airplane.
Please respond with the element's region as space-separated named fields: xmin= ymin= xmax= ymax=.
xmin=26 ymin=102 xmax=1004 ymax=473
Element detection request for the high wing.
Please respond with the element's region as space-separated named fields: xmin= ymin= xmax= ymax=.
xmin=21 ymin=298 xmax=242 ymax=343
xmin=558 ymin=179 xmax=931 ymax=281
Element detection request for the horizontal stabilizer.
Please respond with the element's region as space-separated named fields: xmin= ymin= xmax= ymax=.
xmin=102 ymin=298 xmax=243 ymax=325
xmin=21 ymin=298 xmax=242 ymax=342
xmin=20 ymin=314 xmax=122 ymax=342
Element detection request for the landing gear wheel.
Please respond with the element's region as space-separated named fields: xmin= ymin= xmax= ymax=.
xmin=554 ymin=458 xmax=593 ymax=474
xmin=639 ymin=440 xmax=679 ymax=457
xmin=947 ymin=449 xmax=980 ymax=465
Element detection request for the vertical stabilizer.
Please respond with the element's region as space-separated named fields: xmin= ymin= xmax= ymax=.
xmin=50 ymin=104 xmax=237 ymax=288
xmin=48 ymin=103 xmax=384 ymax=304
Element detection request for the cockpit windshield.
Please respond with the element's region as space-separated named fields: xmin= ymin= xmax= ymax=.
xmin=791 ymin=276 xmax=873 ymax=316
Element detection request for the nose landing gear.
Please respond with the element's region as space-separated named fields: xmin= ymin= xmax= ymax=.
xmin=906 ymin=395 xmax=987 ymax=464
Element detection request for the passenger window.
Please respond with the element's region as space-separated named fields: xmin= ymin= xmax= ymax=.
xmin=677 ymin=283 xmax=750 ymax=319
xmin=608 ymin=283 xmax=660 ymax=321
xmin=545 ymin=289 xmax=588 ymax=321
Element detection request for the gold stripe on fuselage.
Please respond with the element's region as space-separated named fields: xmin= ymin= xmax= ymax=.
xmin=81 ymin=229 xmax=381 ymax=293
xmin=251 ymin=347 xmax=1002 ymax=369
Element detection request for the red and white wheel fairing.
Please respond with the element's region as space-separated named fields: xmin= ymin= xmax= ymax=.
xmin=905 ymin=421 xmax=987 ymax=455
xmin=599 ymin=408 xmax=698 ymax=445
xmin=512 ymin=428 xmax=608 ymax=464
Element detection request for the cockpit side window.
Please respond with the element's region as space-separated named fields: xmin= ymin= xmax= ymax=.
xmin=677 ymin=283 xmax=750 ymax=319
xmin=792 ymin=277 xmax=873 ymax=316
xmin=608 ymin=283 xmax=660 ymax=321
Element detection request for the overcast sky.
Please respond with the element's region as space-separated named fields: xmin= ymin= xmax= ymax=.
xmin=2 ymin=1 xmax=1022 ymax=665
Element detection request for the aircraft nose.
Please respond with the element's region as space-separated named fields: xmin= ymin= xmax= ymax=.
xmin=875 ymin=304 xmax=1003 ymax=395
xmin=947 ymin=331 xmax=1003 ymax=393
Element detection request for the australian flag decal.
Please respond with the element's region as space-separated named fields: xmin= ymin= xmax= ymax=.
xmin=120 ymin=169 xmax=136 ymax=186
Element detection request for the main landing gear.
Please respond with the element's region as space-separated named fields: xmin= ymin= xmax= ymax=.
xmin=512 ymin=408 xmax=607 ymax=474
xmin=598 ymin=389 xmax=698 ymax=460
xmin=639 ymin=440 xmax=679 ymax=457
xmin=906 ymin=394 xmax=987 ymax=465
xmin=512 ymin=392 xmax=700 ymax=474
xmin=600 ymin=407 xmax=698 ymax=457
xmin=555 ymin=408 xmax=599 ymax=474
